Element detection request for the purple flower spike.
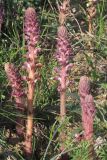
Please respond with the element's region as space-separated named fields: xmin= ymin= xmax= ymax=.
xmin=23 ymin=7 xmax=41 ymax=75
xmin=5 ymin=63 xmax=25 ymax=104
xmin=5 ymin=63 xmax=25 ymax=136
xmin=55 ymin=25 xmax=73 ymax=92
xmin=78 ymin=76 xmax=96 ymax=141
xmin=24 ymin=7 xmax=40 ymax=49
xmin=56 ymin=26 xmax=73 ymax=66
xmin=54 ymin=24 xmax=73 ymax=127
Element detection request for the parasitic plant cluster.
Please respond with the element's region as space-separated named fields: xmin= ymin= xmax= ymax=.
xmin=5 ymin=63 xmax=25 ymax=137
xmin=4 ymin=2 xmax=97 ymax=159
xmin=23 ymin=7 xmax=41 ymax=156
xmin=78 ymin=76 xmax=96 ymax=141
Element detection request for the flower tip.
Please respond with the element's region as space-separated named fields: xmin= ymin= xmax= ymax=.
xmin=79 ymin=76 xmax=90 ymax=96
xmin=25 ymin=7 xmax=36 ymax=15
xmin=4 ymin=62 xmax=11 ymax=73
xmin=58 ymin=25 xmax=68 ymax=38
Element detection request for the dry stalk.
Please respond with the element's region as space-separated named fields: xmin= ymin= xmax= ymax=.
xmin=86 ymin=0 xmax=97 ymax=47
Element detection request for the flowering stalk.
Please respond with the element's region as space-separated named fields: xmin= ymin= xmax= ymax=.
xmin=23 ymin=7 xmax=41 ymax=156
xmin=5 ymin=63 xmax=25 ymax=137
xmin=55 ymin=25 xmax=73 ymax=160
xmin=79 ymin=76 xmax=96 ymax=159
xmin=78 ymin=76 xmax=95 ymax=141
xmin=54 ymin=1 xmax=73 ymax=159
xmin=55 ymin=25 xmax=73 ymax=121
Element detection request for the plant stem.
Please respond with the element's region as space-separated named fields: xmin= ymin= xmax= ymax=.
xmin=60 ymin=91 xmax=66 ymax=121
xmin=24 ymin=47 xmax=35 ymax=156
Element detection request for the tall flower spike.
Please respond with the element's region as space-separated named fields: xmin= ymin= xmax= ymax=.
xmin=24 ymin=7 xmax=41 ymax=157
xmin=78 ymin=76 xmax=96 ymax=160
xmin=55 ymin=25 xmax=73 ymax=160
xmin=78 ymin=76 xmax=96 ymax=141
xmin=55 ymin=25 xmax=73 ymax=92
xmin=5 ymin=63 xmax=25 ymax=136
xmin=55 ymin=1 xmax=72 ymax=159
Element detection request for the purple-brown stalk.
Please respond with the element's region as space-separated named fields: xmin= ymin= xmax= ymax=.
xmin=78 ymin=76 xmax=95 ymax=141
xmin=5 ymin=63 xmax=25 ymax=137
xmin=23 ymin=7 xmax=41 ymax=156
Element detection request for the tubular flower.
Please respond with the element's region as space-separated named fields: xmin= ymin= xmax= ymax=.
xmin=78 ymin=76 xmax=96 ymax=141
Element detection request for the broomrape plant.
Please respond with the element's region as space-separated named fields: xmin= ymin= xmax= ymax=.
xmin=78 ymin=76 xmax=96 ymax=159
xmin=23 ymin=7 xmax=41 ymax=157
